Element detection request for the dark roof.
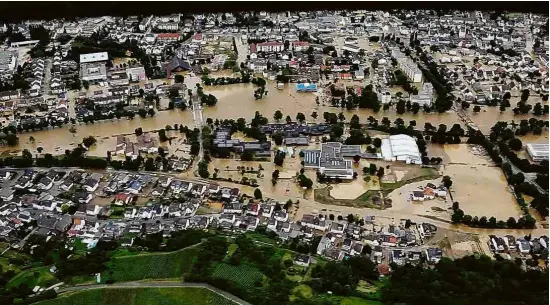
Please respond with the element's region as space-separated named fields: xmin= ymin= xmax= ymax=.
xmin=168 ymin=55 xmax=191 ymax=72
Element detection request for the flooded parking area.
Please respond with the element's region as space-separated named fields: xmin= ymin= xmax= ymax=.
xmin=439 ymin=144 xmax=523 ymax=219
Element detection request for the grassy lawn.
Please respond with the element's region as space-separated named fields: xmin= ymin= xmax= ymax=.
xmin=107 ymin=246 xmax=198 ymax=282
xmin=33 ymin=287 xmax=238 ymax=305
xmin=110 ymin=248 xmax=150 ymax=258
xmin=0 ymin=257 xmax=15 ymax=272
xmin=356 ymin=190 xmax=375 ymax=202
xmin=65 ymin=275 xmax=97 ymax=286
xmin=245 ymin=232 xmax=279 ymax=245
xmin=6 ymin=266 xmax=57 ymax=289
xmin=314 ymin=186 xmax=380 ymax=208
xmin=291 ymin=284 xmax=313 ymax=301
xmin=211 ymin=263 xmax=264 ymax=289
xmin=224 ymin=244 xmax=238 ymax=260
xmin=195 ymin=207 xmax=213 ymax=215
xmin=340 ymin=297 xmax=384 ymax=305
xmin=70 ymin=239 xmax=88 ymax=253
xmin=109 ymin=205 xmax=126 ymax=219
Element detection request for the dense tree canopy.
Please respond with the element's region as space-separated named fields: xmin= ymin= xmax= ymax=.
xmin=382 ymin=255 xmax=548 ymax=305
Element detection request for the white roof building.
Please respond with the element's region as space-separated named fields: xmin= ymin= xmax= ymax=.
xmin=381 ymin=134 xmax=422 ymax=165
xmin=526 ymin=144 xmax=549 ymax=162
xmin=80 ymin=52 xmax=108 ymax=64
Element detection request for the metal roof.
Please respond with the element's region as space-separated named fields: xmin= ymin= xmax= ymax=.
xmin=79 ymin=52 xmax=108 ymax=63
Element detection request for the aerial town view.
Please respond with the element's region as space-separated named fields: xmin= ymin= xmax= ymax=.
xmin=0 ymin=4 xmax=548 ymax=305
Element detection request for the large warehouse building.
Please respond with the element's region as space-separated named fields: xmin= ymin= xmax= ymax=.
xmin=381 ymin=134 xmax=422 ymax=165
xmin=80 ymin=52 xmax=109 ymax=83
xmin=302 ymin=142 xmax=359 ymax=180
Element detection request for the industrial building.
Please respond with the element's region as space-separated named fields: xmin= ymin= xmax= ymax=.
xmin=80 ymin=52 xmax=108 ymax=83
xmin=302 ymin=142 xmax=358 ymax=180
xmin=380 ymin=134 xmax=422 ymax=165
xmin=526 ymin=144 xmax=549 ymax=162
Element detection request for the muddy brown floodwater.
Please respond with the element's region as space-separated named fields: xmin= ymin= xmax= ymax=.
xmin=1 ymin=81 xmax=548 ymax=158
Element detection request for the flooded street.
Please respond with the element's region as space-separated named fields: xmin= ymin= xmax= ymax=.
xmin=1 ymin=78 xmax=547 ymax=236
xmin=2 ymin=80 xmax=548 ymax=156
xmin=207 ymin=151 xmax=319 ymax=203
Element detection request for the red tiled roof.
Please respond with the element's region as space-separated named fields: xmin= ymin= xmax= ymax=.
xmin=378 ymin=264 xmax=391 ymax=275
xmin=115 ymin=193 xmax=130 ymax=200
xmin=293 ymin=41 xmax=309 ymax=46
xmin=250 ymin=43 xmax=257 ymax=53
xmin=192 ymin=33 xmax=202 ymax=40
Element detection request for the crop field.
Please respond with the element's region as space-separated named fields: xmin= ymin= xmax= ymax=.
xmin=108 ymin=247 xmax=198 ymax=281
xmin=33 ymin=287 xmax=238 ymax=305
xmin=211 ymin=263 xmax=264 ymax=288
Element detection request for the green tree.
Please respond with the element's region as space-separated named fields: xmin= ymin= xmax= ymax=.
xmin=254 ymin=188 xmax=263 ymax=199
xmin=508 ymin=137 xmax=523 ymax=151
xmin=174 ymin=74 xmax=184 ymax=83
xmin=285 ymin=115 xmax=292 ymax=124
xmin=296 ymin=112 xmax=306 ymax=123
xmin=273 ymin=110 xmax=283 ymax=121
xmin=452 ymin=209 xmax=464 ymax=223
xmin=331 ymin=124 xmax=344 ymax=138
xmin=442 ymin=175 xmax=453 ymax=189
xmin=369 ymin=163 xmax=377 ymax=175
xmin=82 ymin=136 xmax=97 ymax=148
xmin=311 ymin=111 xmax=318 ymax=119
xmin=373 ymin=138 xmax=382 ymax=148
xmin=377 ymin=166 xmax=385 ymax=177
xmin=506 ymin=217 xmax=517 ymax=228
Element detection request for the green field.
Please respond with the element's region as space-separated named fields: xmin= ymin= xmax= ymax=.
xmin=6 ymin=266 xmax=57 ymax=289
xmin=211 ymin=263 xmax=263 ymax=288
xmin=107 ymin=247 xmax=198 ymax=282
xmin=33 ymin=287 xmax=238 ymax=305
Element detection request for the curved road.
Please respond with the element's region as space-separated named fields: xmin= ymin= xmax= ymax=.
xmin=58 ymin=282 xmax=252 ymax=305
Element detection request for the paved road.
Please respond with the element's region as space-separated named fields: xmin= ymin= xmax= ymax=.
xmin=57 ymin=282 xmax=252 ymax=305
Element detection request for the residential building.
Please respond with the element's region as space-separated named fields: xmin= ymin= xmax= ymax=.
xmin=256 ymin=42 xmax=284 ymax=52
xmin=390 ymin=47 xmax=422 ymax=83
xmin=410 ymin=83 xmax=434 ymax=107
